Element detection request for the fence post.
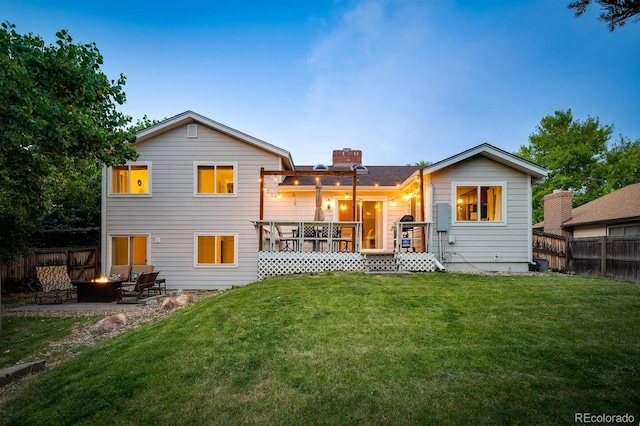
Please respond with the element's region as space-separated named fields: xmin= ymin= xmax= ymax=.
xmin=600 ymin=236 xmax=607 ymax=278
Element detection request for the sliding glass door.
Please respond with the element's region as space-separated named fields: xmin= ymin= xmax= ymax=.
xmin=111 ymin=235 xmax=148 ymax=266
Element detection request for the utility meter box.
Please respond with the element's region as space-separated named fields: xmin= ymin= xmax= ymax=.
xmin=436 ymin=203 xmax=451 ymax=231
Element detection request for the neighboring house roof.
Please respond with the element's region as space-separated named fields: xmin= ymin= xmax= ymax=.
xmin=281 ymin=165 xmax=421 ymax=187
xmin=136 ymin=110 xmax=295 ymax=169
xmin=422 ymin=143 xmax=548 ymax=180
xmin=563 ymin=183 xmax=640 ymax=228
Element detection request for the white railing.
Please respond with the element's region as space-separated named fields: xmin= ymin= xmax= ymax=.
xmin=253 ymin=220 xmax=362 ymax=253
xmin=393 ymin=221 xmax=434 ymax=253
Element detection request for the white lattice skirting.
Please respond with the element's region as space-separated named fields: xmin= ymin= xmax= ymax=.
xmin=396 ymin=252 xmax=445 ymax=272
xmin=257 ymin=251 xmax=444 ymax=279
xmin=258 ymin=251 xmax=365 ymax=280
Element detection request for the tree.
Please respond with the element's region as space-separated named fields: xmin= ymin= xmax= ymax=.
xmin=605 ymin=136 xmax=640 ymax=189
xmin=0 ymin=22 xmax=138 ymax=263
xmin=568 ymin=0 xmax=640 ymax=30
xmin=516 ymin=109 xmax=613 ymax=223
xmin=408 ymin=160 xmax=432 ymax=167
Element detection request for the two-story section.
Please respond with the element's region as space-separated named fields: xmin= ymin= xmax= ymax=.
xmin=101 ymin=111 xmax=293 ymax=290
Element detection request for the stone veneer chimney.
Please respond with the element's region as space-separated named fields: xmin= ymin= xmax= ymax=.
xmin=332 ymin=148 xmax=362 ymax=167
xmin=543 ymin=190 xmax=573 ymax=237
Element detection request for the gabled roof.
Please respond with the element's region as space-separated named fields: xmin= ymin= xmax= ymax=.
xmin=135 ymin=110 xmax=294 ymax=169
xmin=421 ymin=143 xmax=548 ymax=180
xmin=280 ymin=165 xmax=421 ymax=188
xmin=563 ymin=183 xmax=640 ymax=228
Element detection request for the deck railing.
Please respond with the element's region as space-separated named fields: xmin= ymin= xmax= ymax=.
xmin=254 ymin=221 xmax=361 ymax=253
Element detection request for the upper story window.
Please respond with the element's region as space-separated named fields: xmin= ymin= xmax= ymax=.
xmin=110 ymin=163 xmax=151 ymax=195
xmin=454 ymin=183 xmax=505 ymax=223
xmin=194 ymin=162 xmax=237 ymax=196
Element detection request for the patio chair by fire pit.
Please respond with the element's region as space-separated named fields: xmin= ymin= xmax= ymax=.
xmin=34 ymin=265 xmax=75 ymax=304
xmin=117 ymin=271 xmax=160 ymax=304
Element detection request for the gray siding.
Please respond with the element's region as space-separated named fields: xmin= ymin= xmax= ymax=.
xmin=429 ymin=156 xmax=533 ymax=272
xmin=104 ymin=124 xmax=283 ymax=290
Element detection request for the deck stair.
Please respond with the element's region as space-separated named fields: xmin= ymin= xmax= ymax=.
xmin=364 ymin=252 xmax=407 ymax=274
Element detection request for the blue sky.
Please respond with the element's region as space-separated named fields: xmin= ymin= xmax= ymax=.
xmin=4 ymin=0 xmax=639 ymax=166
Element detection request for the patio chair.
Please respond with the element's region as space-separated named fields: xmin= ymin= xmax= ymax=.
xmin=276 ymin=226 xmax=299 ymax=251
xmin=34 ymin=265 xmax=75 ymax=304
xmin=109 ymin=265 xmax=131 ymax=281
xmin=117 ymin=271 xmax=159 ymax=304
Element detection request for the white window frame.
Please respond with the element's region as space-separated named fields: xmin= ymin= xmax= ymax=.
xmin=108 ymin=162 xmax=152 ymax=197
xmin=193 ymin=162 xmax=238 ymax=197
xmin=194 ymin=232 xmax=238 ymax=268
xmin=451 ymin=182 xmax=507 ymax=227
xmin=108 ymin=233 xmax=151 ymax=270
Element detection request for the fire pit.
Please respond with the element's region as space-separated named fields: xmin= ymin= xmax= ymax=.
xmin=73 ymin=277 xmax=126 ymax=303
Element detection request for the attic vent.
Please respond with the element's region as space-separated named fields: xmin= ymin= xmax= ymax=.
xmin=313 ymin=164 xmax=329 ymax=171
xmin=351 ymin=164 xmax=368 ymax=174
xmin=187 ymin=124 xmax=198 ymax=138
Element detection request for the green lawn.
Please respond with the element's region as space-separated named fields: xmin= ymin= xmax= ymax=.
xmin=1 ymin=272 xmax=639 ymax=425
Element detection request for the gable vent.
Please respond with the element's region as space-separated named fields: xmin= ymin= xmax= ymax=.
xmin=187 ymin=124 xmax=198 ymax=138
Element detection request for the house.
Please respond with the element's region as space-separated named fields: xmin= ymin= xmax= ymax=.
xmin=101 ymin=111 xmax=294 ymax=290
xmin=533 ymin=184 xmax=640 ymax=238
xmin=102 ymin=111 xmax=547 ymax=290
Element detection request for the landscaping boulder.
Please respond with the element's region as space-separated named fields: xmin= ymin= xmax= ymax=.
xmin=95 ymin=313 xmax=127 ymax=335
xmin=161 ymin=291 xmax=192 ymax=311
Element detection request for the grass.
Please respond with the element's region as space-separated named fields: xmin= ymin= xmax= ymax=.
xmin=1 ymin=272 xmax=639 ymax=425
xmin=0 ymin=315 xmax=99 ymax=368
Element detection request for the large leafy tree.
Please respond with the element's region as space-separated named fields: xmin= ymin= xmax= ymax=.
xmin=0 ymin=22 xmax=138 ymax=263
xmin=605 ymin=136 xmax=640 ymax=189
xmin=568 ymin=0 xmax=640 ymax=30
xmin=516 ymin=109 xmax=613 ymax=223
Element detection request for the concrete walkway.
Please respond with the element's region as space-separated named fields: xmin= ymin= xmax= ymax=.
xmin=6 ymin=296 xmax=163 ymax=313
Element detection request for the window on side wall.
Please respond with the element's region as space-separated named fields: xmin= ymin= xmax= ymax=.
xmin=195 ymin=233 xmax=237 ymax=266
xmin=609 ymin=224 xmax=640 ymax=236
xmin=454 ymin=184 xmax=505 ymax=223
xmin=194 ymin=162 xmax=236 ymax=196
xmin=110 ymin=164 xmax=150 ymax=195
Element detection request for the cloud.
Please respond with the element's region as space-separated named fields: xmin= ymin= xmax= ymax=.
xmin=295 ymin=0 xmax=485 ymax=165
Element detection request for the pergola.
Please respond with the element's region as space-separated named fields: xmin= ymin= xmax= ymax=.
xmin=258 ymin=167 xmax=359 ymax=251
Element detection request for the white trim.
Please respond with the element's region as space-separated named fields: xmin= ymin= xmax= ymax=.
xmin=107 ymin=162 xmax=152 ymax=197
xmin=136 ymin=110 xmax=295 ymax=169
xmin=423 ymin=143 xmax=547 ymax=180
xmin=193 ymin=161 xmax=238 ymax=197
xmin=451 ymin=181 xmax=507 ymax=227
xmin=527 ymin=175 xmax=533 ymax=261
xmin=193 ymin=232 xmax=239 ymax=268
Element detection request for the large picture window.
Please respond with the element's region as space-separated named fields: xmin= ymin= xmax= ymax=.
xmin=194 ymin=163 xmax=236 ymax=195
xmin=455 ymin=184 xmax=504 ymax=222
xmin=195 ymin=233 xmax=237 ymax=266
xmin=111 ymin=164 xmax=150 ymax=195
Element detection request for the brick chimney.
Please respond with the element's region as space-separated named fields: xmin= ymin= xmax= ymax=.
xmin=543 ymin=190 xmax=573 ymax=237
xmin=332 ymin=148 xmax=362 ymax=167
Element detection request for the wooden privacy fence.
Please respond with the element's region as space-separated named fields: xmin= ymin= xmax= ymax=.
xmin=0 ymin=246 xmax=100 ymax=289
xmin=533 ymin=232 xmax=640 ymax=283
xmin=532 ymin=232 xmax=568 ymax=272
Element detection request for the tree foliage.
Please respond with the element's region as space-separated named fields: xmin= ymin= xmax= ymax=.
xmin=568 ymin=0 xmax=640 ymax=30
xmin=0 ymin=22 xmax=138 ymax=262
xmin=516 ymin=109 xmax=627 ymax=223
